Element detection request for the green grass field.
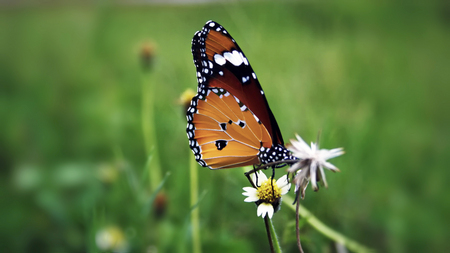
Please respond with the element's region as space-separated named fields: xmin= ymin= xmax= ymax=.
xmin=1 ymin=1 xmax=449 ymax=252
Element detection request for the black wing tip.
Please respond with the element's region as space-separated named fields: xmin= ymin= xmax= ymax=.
xmin=203 ymin=20 xmax=227 ymax=33
xmin=205 ymin=20 xmax=217 ymax=25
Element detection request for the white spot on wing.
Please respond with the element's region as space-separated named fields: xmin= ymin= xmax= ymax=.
xmin=223 ymin=50 xmax=244 ymax=66
xmin=253 ymin=114 xmax=260 ymax=123
xmin=240 ymin=52 xmax=249 ymax=65
xmin=214 ymin=54 xmax=226 ymax=66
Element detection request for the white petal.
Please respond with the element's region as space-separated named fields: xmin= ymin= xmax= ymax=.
xmin=277 ymin=174 xmax=291 ymax=195
xmin=318 ymin=165 xmax=328 ymax=188
xmin=257 ymin=203 xmax=274 ymax=219
xmin=244 ymin=196 xmax=260 ymax=202
xmin=242 ymin=187 xmax=258 ymax=202
xmin=250 ymin=172 xmax=257 ymax=184
xmin=310 ymin=161 xmax=318 ymax=190
xmin=257 ymin=204 xmax=266 ymax=217
xmin=255 ymin=172 xmax=268 ymax=186
xmin=258 ymin=171 xmax=268 ymax=182
xmin=242 ymin=187 xmax=257 ymax=196
xmin=310 ymin=142 xmax=317 ymax=153
xmin=289 ymin=134 xmax=313 ymax=158
xmin=251 ymin=171 xmax=268 ymax=187
xmin=266 ymin=204 xmax=274 ymax=219
xmin=322 ymin=161 xmax=339 ymax=172
xmin=293 ymin=134 xmax=309 ymax=150
xmin=324 ymin=148 xmax=344 ymax=159
xmin=276 ymin=175 xmax=289 ymax=187
xmin=287 ymin=162 xmax=302 ymax=173
xmin=280 ymin=183 xmax=291 ymax=195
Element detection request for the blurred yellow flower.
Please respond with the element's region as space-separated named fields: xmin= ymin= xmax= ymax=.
xmin=95 ymin=226 xmax=128 ymax=252
xmin=179 ymin=89 xmax=196 ymax=112
xmin=97 ymin=163 xmax=119 ymax=184
xmin=140 ymin=41 xmax=156 ymax=71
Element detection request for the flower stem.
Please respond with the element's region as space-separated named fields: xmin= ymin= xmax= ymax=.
xmin=264 ymin=216 xmax=274 ymax=253
xmin=141 ymin=72 xmax=162 ymax=192
xmin=265 ymin=216 xmax=282 ymax=253
xmin=295 ymin=198 xmax=304 ymax=253
xmin=190 ymin=154 xmax=201 ymax=253
xmin=282 ymin=195 xmax=373 ymax=253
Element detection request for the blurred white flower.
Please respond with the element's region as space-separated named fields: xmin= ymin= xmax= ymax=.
xmin=242 ymin=171 xmax=290 ymax=219
xmin=287 ymin=134 xmax=344 ymax=198
xmin=95 ymin=226 xmax=128 ymax=253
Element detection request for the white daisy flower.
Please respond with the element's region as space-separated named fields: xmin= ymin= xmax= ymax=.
xmin=287 ymin=134 xmax=344 ymax=198
xmin=242 ymin=171 xmax=291 ymax=219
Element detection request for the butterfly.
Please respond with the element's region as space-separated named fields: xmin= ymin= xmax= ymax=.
xmin=186 ymin=20 xmax=297 ymax=170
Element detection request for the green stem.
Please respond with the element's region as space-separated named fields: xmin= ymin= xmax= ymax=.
xmin=190 ymin=154 xmax=201 ymax=253
xmin=295 ymin=199 xmax=304 ymax=253
xmin=141 ymin=73 xmax=162 ymax=192
xmin=264 ymin=216 xmax=274 ymax=253
xmin=266 ymin=217 xmax=282 ymax=253
xmin=282 ymin=195 xmax=373 ymax=253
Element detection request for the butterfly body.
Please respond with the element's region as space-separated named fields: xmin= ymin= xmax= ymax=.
xmin=187 ymin=20 xmax=296 ymax=170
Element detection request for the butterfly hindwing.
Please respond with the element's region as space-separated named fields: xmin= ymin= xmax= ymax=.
xmin=188 ymin=88 xmax=272 ymax=169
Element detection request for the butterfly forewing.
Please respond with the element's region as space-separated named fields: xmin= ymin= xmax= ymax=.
xmin=205 ymin=30 xmax=237 ymax=58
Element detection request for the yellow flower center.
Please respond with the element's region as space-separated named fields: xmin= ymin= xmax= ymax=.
xmin=257 ymin=179 xmax=282 ymax=203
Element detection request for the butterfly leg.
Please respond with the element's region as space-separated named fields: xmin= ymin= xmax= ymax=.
xmin=270 ymin=167 xmax=276 ymax=199
xmin=244 ymin=165 xmax=260 ymax=188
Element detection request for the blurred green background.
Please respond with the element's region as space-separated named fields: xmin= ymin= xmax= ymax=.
xmin=1 ymin=1 xmax=449 ymax=252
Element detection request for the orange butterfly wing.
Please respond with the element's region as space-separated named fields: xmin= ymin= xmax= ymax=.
xmin=190 ymin=88 xmax=272 ymax=169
